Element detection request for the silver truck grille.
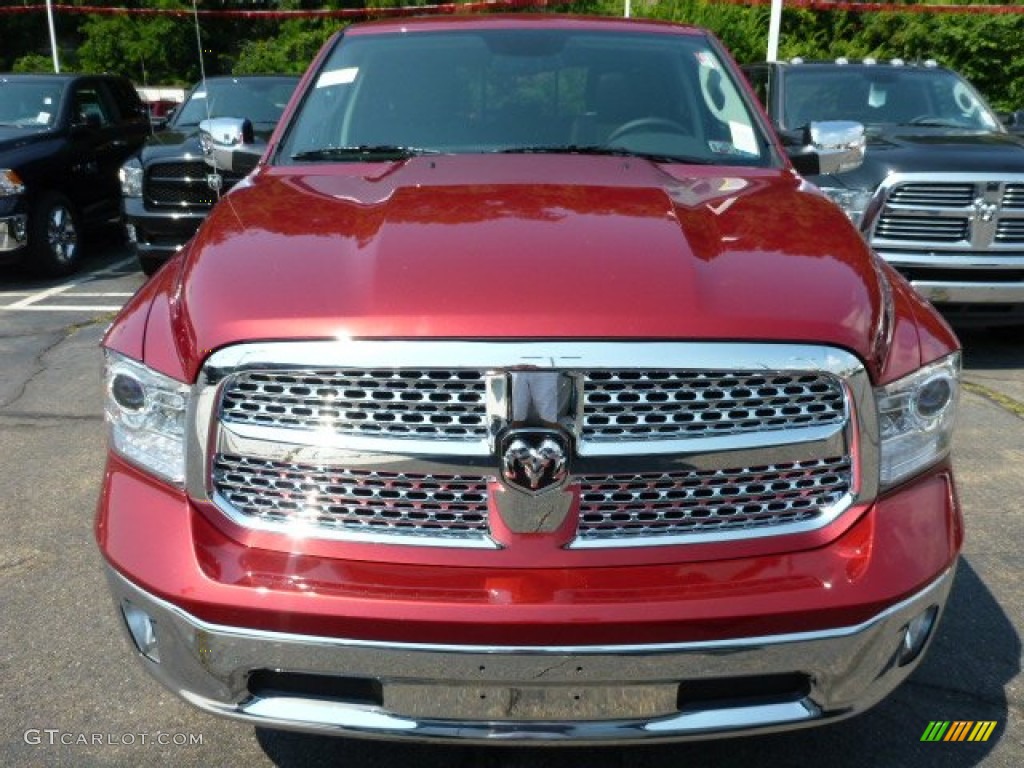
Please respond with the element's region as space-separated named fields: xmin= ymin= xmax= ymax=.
xmin=875 ymin=215 xmax=967 ymax=243
xmin=220 ymin=369 xmax=489 ymax=440
xmin=887 ymin=183 xmax=975 ymax=207
xmin=577 ymin=457 xmax=851 ymax=540
xmin=871 ymin=176 xmax=1024 ymax=253
xmin=195 ymin=342 xmax=870 ymax=549
xmin=213 ymin=454 xmax=490 ymax=539
xmin=996 ymin=219 xmax=1024 ymax=244
xmin=581 ymin=371 xmax=845 ymax=441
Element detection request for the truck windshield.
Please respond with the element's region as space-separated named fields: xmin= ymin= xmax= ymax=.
xmin=781 ymin=66 xmax=1000 ymax=131
xmin=173 ymin=77 xmax=297 ymax=128
xmin=279 ymin=28 xmax=770 ymax=166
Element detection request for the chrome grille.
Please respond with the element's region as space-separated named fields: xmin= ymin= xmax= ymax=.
xmin=875 ymin=215 xmax=967 ymax=243
xmin=197 ymin=342 xmax=871 ymax=549
xmin=887 ymin=183 xmax=974 ymax=207
xmin=581 ymin=371 xmax=846 ymax=441
xmin=576 ymin=457 xmax=851 ymax=540
xmin=871 ymin=176 xmax=1024 ymax=253
xmin=144 ymin=160 xmax=242 ymax=211
xmin=1003 ymin=184 xmax=1024 ymax=209
xmin=213 ymin=453 xmax=491 ymax=538
xmin=220 ymin=369 xmax=489 ymax=440
xmin=996 ymin=219 xmax=1024 ymax=244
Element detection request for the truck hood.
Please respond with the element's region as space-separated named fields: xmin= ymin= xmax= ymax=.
xmin=172 ymin=155 xmax=885 ymax=374
xmin=139 ymin=122 xmax=278 ymax=165
xmin=814 ymin=127 xmax=1024 ymax=189
xmin=0 ymin=126 xmax=54 ymax=151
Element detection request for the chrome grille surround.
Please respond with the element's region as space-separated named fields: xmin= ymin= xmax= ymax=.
xmin=143 ymin=159 xmax=243 ymax=211
xmin=187 ymin=342 xmax=877 ymax=549
xmin=865 ymin=172 xmax=1024 ymax=257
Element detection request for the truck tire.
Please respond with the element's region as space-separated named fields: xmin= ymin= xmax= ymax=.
xmin=32 ymin=193 xmax=81 ymax=277
xmin=138 ymin=255 xmax=164 ymax=277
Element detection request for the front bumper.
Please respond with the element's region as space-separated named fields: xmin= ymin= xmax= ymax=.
xmin=106 ymin=564 xmax=954 ymax=744
xmin=98 ymin=452 xmax=962 ymax=744
xmin=0 ymin=213 xmax=28 ymax=253
xmin=880 ymin=250 xmax=1024 ymax=307
xmin=123 ymin=197 xmax=205 ymax=262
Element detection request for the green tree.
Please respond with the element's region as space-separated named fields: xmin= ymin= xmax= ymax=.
xmin=12 ymin=54 xmax=57 ymax=74
xmin=76 ymin=11 xmax=200 ymax=85
xmin=233 ymin=19 xmax=338 ymax=75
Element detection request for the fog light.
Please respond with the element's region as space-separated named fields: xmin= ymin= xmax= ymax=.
xmin=899 ymin=606 xmax=938 ymax=666
xmin=121 ymin=601 xmax=160 ymax=663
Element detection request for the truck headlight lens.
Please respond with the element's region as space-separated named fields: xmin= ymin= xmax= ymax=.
xmin=119 ymin=157 xmax=144 ymax=198
xmin=876 ymin=353 xmax=960 ymax=489
xmin=819 ymin=186 xmax=872 ymax=226
xmin=104 ymin=350 xmax=190 ymax=485
xmin=0 ymin=168 xmax=25 ymax=197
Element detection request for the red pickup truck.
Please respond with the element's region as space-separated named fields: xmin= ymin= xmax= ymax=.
xmin=97 ymin=16 xmax=962 ymax=743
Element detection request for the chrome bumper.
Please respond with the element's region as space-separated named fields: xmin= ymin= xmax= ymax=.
xmin=878 ymin=249 xmax=1024 ymax=304
xmin=105 ymin=564 xmax=955 ymax=744
xmin=0 ymin=214 xmax=27 ymax=252
xmin=908 ymin=280 xmax=1024 ymax=305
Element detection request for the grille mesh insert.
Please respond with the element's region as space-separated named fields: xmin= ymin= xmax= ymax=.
xmin=580 ymin=371 xmax=845 ymax=441
xmin=213 ymin=454 xmax=491 ymax=537
xmin=220 ymin=369 xmax=490 ymax=440
xmin=144 ymin=160 xmax=242 ymax=210
xmin=577 ymin=456 xmax=851 ymax=539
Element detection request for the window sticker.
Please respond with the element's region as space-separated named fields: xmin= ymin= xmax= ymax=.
xmin=695 ymin=51 xmax=718 ymax=70
xmin=316 ymin=68 xmax=359 ymax=89
xmin=37 ymin=112 xmax=51 ymax=123
xmin=729 ymin=121 xmax=758 ymax=155
xmin=193 ymin=91 xmax=207 ymax=100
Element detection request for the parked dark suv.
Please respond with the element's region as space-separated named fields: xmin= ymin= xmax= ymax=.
xmin=0 ymin=73 xmax=149 ymax=275
xmin=120 ymin=75 xmax=298 ymax=275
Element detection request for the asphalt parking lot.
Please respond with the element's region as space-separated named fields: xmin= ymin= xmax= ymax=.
xmin=0 ymin=243 xmax=1020 ymax=767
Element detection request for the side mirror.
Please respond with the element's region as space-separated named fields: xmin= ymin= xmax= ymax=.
xmin=784 ymin=120 xmax=865 ymax=176
xmin=1000 ymin=110 xmax=1024 ymax=132
xmin=199 ymin=117 xmax=263 ymax=176
xmin=72 ymin=111 xmax=102 ymax=133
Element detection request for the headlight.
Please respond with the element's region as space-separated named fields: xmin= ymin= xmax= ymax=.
xmin=876 ymin=353 xmax=960 ymax=489
xmin=119 ymin=157 xmax=143 ymax=198
xmin=0 ymin=169 xmax=25 ymax=197
xmin=103 ymin=350 xmax=190 ymax=485
xmin=819 ymin=186 xmax=872 ymax=226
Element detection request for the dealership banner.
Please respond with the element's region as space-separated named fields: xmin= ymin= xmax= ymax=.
xmin=4 ymin=1 xmax=1024 ymax=18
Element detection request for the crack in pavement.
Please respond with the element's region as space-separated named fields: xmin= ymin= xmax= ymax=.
xmin=962 ymin=379 xmax=1024 ymax=421
xmin=0 ymin=412 xmax=104 ymax=425
xmin=0 ymin=316 xmax=108 ymax=413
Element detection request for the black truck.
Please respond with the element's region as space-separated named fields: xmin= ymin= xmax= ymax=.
xmin=0 ymin=73 xmax=149 ymax=276
xmin=119 ymin=75 xmax=298 ymax=276
xmin=745 ymin=59 xmax=1024 ymax=326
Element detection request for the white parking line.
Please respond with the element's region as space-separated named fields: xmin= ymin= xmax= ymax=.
xmin=6 ymin=283 xmax=73 ymax=309
xmin=5 ymin=305 xmax=126 ymax=312
xmin=38 ymin=292 xmax=136 ymax=298
xmin=1 ymin=257 xmax=137 ymax=312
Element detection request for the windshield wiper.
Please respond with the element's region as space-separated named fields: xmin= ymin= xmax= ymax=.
xmin=894 ymin=117 xmax=965 ymax=129
xmin=497 ymin=145 xmax=713 ymax=164
xmin=291 ymin=145 xmax=439 ymax=162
